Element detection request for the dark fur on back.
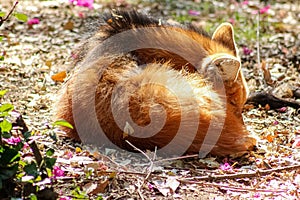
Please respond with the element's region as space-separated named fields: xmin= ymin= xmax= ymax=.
xmin=73 ymin=10 xmax=212 ymax=72
xmin=102 ymin=10 xmax=210 ymax=38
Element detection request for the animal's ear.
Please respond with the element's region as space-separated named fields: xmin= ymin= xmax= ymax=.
xmin=212 ymin=54 xmax=241 ymax=81
xmin=202 ymin=53 xmax=241 ymax=82
xmin=212 ymin=23 xmax=238 ymax=56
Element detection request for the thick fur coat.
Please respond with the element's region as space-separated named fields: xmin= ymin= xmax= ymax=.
xmin=55 ymin=10 xmax=256 ymax=156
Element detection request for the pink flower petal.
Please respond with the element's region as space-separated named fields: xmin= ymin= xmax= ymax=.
xmin=27 ymin=18 xmax=40 ymax=25
xmin=70 ymin=0 xmax=94 ymax=9
xmin=241 ymin=1 xmax=249 ymax=5
xmin=220 ymin=163 xmax=232 ymax=171
xmin=292 ymin=137 xmax=300 ymax=148
xmin=3 ymin=137 xmax=21 ymax=145
xmin=188 ymin=10 xmax=200 ymax=16
xmin=243 ymin=47 xmax=253 ymax=55
xmin=228 ymin=18 xmax=235 ymax=25
xmin=260 ymin=5 xmax=271 ymax=14
xmin=52 ymin=166 xmax=65 ymax=178
xmin=278 ymin=107 xmax=287 ymax=113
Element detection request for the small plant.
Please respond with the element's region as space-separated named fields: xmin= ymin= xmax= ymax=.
xmin=0 ymin=1 xmax=28 ymax=28
xmin=0 ymin=90 xmax=63 ymax=198
xmin=0 ymin=1 xmax=27 ymax=61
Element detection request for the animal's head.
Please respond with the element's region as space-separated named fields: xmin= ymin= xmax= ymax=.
xmin=201 ymin=23 xmax=241 ymax=83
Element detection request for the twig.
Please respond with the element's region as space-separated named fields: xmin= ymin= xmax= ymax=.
xmin=177 ymin=180 xmax=287 ymax=193
xmin=246 ymin=91 xmax=300 ymax=109
xmin=125 ymin=140 xmax=153 ymax=164
xmin=125 ymin=140 xmax=156 ymax=200
xmin=15 ymin=115 xmax=48 ymax=178
xmin=256 ymin=12 xmax=263 ymax=85
xmin=145 ymin=146 xmax=157 ymax=180
xmin=180 ymin=164 xmax=300 ymax=181
xmin=0 ymin=1 xmax=19 ymax=27
xmin=154 ymin=154 xmax=199 ymax=164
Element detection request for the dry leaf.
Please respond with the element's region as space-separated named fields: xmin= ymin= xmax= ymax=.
xmin=165 ymin=177 xmax=180 ymax=193
xmin=93 ymin=180 xmax=110 ymax=194
xmin=261 ymin=60 xmax=275 ymax=86
xmin=75 ymin=147 xmax=82 ymax=153
xmin=265 ymin=134 xmax=274 ymax=142
xmin=51 ymin=71 xmax=66 ymax=82
xmin=63 ymin=21 xmax=74 ymax=30
xmin=45 ymin=60 xmax=52 ymax=68
xmin=83 ymin=182 xmax=98 ymax=194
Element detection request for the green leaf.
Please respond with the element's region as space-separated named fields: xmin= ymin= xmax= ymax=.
xmin=29 ymin=194 xmax=38 ymax=200
xmin=52 ymin=120 xmax=73 ymax=129
xmin=23 ymin=131 xmax=32 ymax=141
xmin=71 ymin=186 xmax=87 ymax=199
xmin=46 ymin=148 xmax=54 ymax=157
xmin=0 ymin=103 xmax=14 ymax=113
xmin=0 ymin=12 xmax=6 ymax=17
xmin=44 ymin=157 xmax=56 ymax=170
xmin=96 ymin=196 xmax=103 ymax=200
xmin=24 ymin=163 xmax=39 ymax=178
xmin=0 ymin=36 xmax=3 ymax=42
xmin=0 ymin=90 xmax=8 ymax=98
xmin=0 ymin=119 xmax=12 ymax=133
xmin=13 ymin=13 xmax=28 ymax=22
xmin=0 ymin=165 xmax=19 ymax=180
xmin=0 ymin=147 xmax=20 ymax=166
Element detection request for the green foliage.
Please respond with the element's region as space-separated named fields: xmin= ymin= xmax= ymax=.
xmin=13 ymin=13 xmax=28 ymax=22
xmin=44 ymin=157 xmax=56 ymax=170
xmin=29 ymin=194 xmax=38 ymax=200
xmin=0 ymin=90 xmax=8 ymax=98
xmin=24 ymin=163 xmax=39 ymax=178
xmin=0 ymin=91 xmax=58 ymax=198
xmin=0 ymin=12 xmax=5 ymax=17
xmin=0 ymin=119 xmax=12 ymax=133
xmin=53 ymin=119 xmax=74 ymax=129
xmin=46 ymin=148 xmax=55 ymax=157
xmin=71 ymin=186 xmax=89 ymax=199
xmin=0 ymin=146 xmax=20 ymax=190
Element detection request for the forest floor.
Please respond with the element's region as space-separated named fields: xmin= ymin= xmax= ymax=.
xmin=0 ymin=0 xmax=300 ymax=199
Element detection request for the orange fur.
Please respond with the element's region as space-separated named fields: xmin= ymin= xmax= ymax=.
xmin=55 ymin=11 xmax=256 ymax=156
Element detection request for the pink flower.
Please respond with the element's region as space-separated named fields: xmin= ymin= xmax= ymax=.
xmin=253 ymin=192 xmax=261 ymax=198
xmin=260 ymin=5 xmax=271 ymax=14
xmin=273 ymin=120 xmax=279 ymax=125
xmin=251 ymin=5 xmax=271 ymax=15
xmin=292 ymin=137 xmax=300 ymax=148
xmin=241 ymin=1 xmax=249 ymax=5
xmin=147 ymin=182 xmax=154 ymax=191
xmin=78 ymin=12 xmax=85 ymax=18
xmin=188 ymin=10 xmax=200 ymax=16
xmin=228 ymin=18 xmax=235 ymax=25
xmin=27 ymin=18 xmax=40 ymax=25
xmin=278 ymin=107 xmax=287 ymax=113
xmin=65 ymin=151 xmax=73 ymax=159
xmin=220 ymin=163 xmax=232 ymax=171
xmin=23 ymin=142 xmax=30 ymax=149
xmin=59 ymin=197 xmax=72 ymax=200
xmin=52 ymin=166 xmax=65 ymax=178
xmin=69 ymin=0 xmax=94 ymax=9
xmin=243 ymin=47 xmax=253 ymax=55
xmin=3 ymin=137 xmax=21 ymax=145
